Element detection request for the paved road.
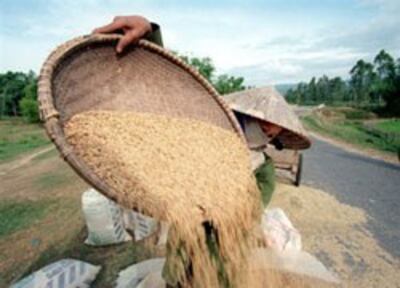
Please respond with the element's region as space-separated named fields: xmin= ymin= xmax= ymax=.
xmin=302 ymin=137 xmax=400 ymax=259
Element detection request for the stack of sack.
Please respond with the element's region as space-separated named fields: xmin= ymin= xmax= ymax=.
xmin=10 ymin=195 xmax=338 ymax=288
xmin=10 ymin=189 xmax=170 ymax=288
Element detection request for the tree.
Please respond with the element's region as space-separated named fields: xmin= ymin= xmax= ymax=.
xmin=308 ymin=77 xmax=317 ymax=103
xmin=177 ymin=52 xmax=246 ymax=95
xmin=374 ymin=50 xmax=396 ymax=81
xmin=178 ymin=54 xmax=215 ymax=83
xmin=349 ymin=60 xmax=375 ymax=105
xmin=330 ymin=77 xmax=347 ymax=104
xmin=19 ymin=97 xmax=39 ymax=123
xmin=213 ymin=74 xmax=245 ymax=95
xmin=285 ymin=50 xmax=399 ymax=113
xmin=285 ymin=88 xmax=297 ymax=104
xmin=297 ymin=82 xmax=308 ymax=104
xmin=0 ymin=71 xmax=40 ymax=119
xmin=19 ymin=72 xmax=39 ymax=123
xmin=374 ymin=50 xmax=397 ymax=109
xmin=0 ymin=72 xmax=28 ymax=117
xmin=384 ymin=57 xmax=400 ymax=116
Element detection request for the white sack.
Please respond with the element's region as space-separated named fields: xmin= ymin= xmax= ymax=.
xmin=251 ymin=248 xmax=340 ymax=284
xmin=10 ymin=259 xmax=100 ymax=288
xmin=136 ymin=271 xmax=165 ymax=288
xmin=115 ymin=258 xmax=165 ymax=288
xmin=262 ymin=208 xmax=302 ymax=252
xmin=123 ymin=210 xmax=159 ymax=242
xmin=82 ymin=188 xmax=131 ymax=246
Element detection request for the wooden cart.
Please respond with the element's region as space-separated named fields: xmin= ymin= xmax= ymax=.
xmin=264 ymin=146 xmax=303 ymax=186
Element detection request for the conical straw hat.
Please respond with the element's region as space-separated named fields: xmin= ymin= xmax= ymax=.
xmin=224 ymin=86 xmax=311 ymax=149
xmin=38 ymin=34 xmax=245 ymax=204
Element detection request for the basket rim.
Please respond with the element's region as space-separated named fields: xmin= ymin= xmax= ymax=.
xmin=37 ymin=34 xmax=246 ymax=207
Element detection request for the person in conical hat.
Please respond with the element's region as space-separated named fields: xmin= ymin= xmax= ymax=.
xmin=93 ymin=17 xmax=311 ymax=287
xmin=225 ymin=86 xmax=311 ymax=207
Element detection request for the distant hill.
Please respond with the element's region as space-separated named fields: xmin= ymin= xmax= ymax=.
xmin=274 ymin=83 xmax=298 ymax=96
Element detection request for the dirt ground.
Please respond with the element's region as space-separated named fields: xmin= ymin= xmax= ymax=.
xmin=1 ymin=149 xmax=399 ymax=287
xmin=0 ymin=149 xmax=158 ymax=287
xmin=271 ymin=183 xmax=400 ymax=288
xmin=0 ymin=149 xmax=87 ymax=285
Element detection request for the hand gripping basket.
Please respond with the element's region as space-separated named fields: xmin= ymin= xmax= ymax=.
xmin=38 ymin=34 xmax=245 ymax=204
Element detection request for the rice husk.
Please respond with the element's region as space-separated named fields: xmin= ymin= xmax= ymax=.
xmin=65 ymin=110 xmax=263 ymax=287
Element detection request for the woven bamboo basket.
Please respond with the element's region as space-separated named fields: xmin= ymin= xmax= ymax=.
xmin=38 ymin=34 xmax=245 ymax=204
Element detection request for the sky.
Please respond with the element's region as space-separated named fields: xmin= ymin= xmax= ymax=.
xmin=0 ymin=0 xmax=399 ymax=86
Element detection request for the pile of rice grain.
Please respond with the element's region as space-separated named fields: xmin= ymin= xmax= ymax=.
xmin=65 ymin=110 xmax=263 ymax=287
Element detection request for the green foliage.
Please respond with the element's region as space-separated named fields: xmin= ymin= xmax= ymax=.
xmin=0 ymin=200 xmax=51 ymax=237
xmin=375 ymin=119 xmax=400 ymax=133
xmin=350 ymin=60 xmax=376 ymax=104
xmin=23 ymin=78 xmax=38 ymax=100
xmin=179 ymin=55 xmax=215 ymax=82
xmin=339 ymin=108 xmax=376 ymax=120
xmin=213 ymin=74 xmax=245 ymax=95
xmin=19 ymin=97 xmax=40 ymax=123
xmin=35 ymin=171 xmax=70 ymax=190
xmin=176 ymin=52 xmax=247 ymax=95
xmin=0 ymin=71 xmax=38 ymax=118
xmin=302 ymin=113 xmax=400 ymax=154
xmin=286 ymin=76 xmax=350 ymax=105
xmin=286 ymin=50 xmax=400 ymax=116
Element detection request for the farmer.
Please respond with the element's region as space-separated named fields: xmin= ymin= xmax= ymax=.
xmin=93 ymin=15 xmax=311 ymax=287
xmin=224 ymin=86 xmax=312 ymax=205
xmin=234 ymin=113 xmax=281 ymax=206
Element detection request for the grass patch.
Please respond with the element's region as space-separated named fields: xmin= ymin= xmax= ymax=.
xmin=0 ymin=118 xmax=50 ymax=163
xmin=302 ymin=115 xmax=400 ymax=154
xmin=317 ymin=107 xmax=376 ymax=120
xmin=0 ymin=200 xmax=52 ymax=237
xmin=340 ymin=108 xmax=376 ymax=120
xmin=374 ymin=119 xmax=400 ymax=133
xmin=34 ymin=170 xmax=71 ymax=190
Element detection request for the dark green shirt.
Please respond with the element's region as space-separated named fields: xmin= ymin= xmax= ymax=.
xmin=254 ymin=154 xmax=276 ymax=207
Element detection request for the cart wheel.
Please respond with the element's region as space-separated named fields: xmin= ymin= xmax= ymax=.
xmin=294 ymin=153 xmax=303 ymax=187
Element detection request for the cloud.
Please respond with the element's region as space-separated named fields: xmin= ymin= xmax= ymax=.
xmin=225 ymin=50 xmax=362 ymax=85
xmin=311 ymin=0 xmax=400 ymax=56
xmin=0 ymin=0 xmax=399 ymax=86
xmin=225 ymin=0 xmax=400 ymax=85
